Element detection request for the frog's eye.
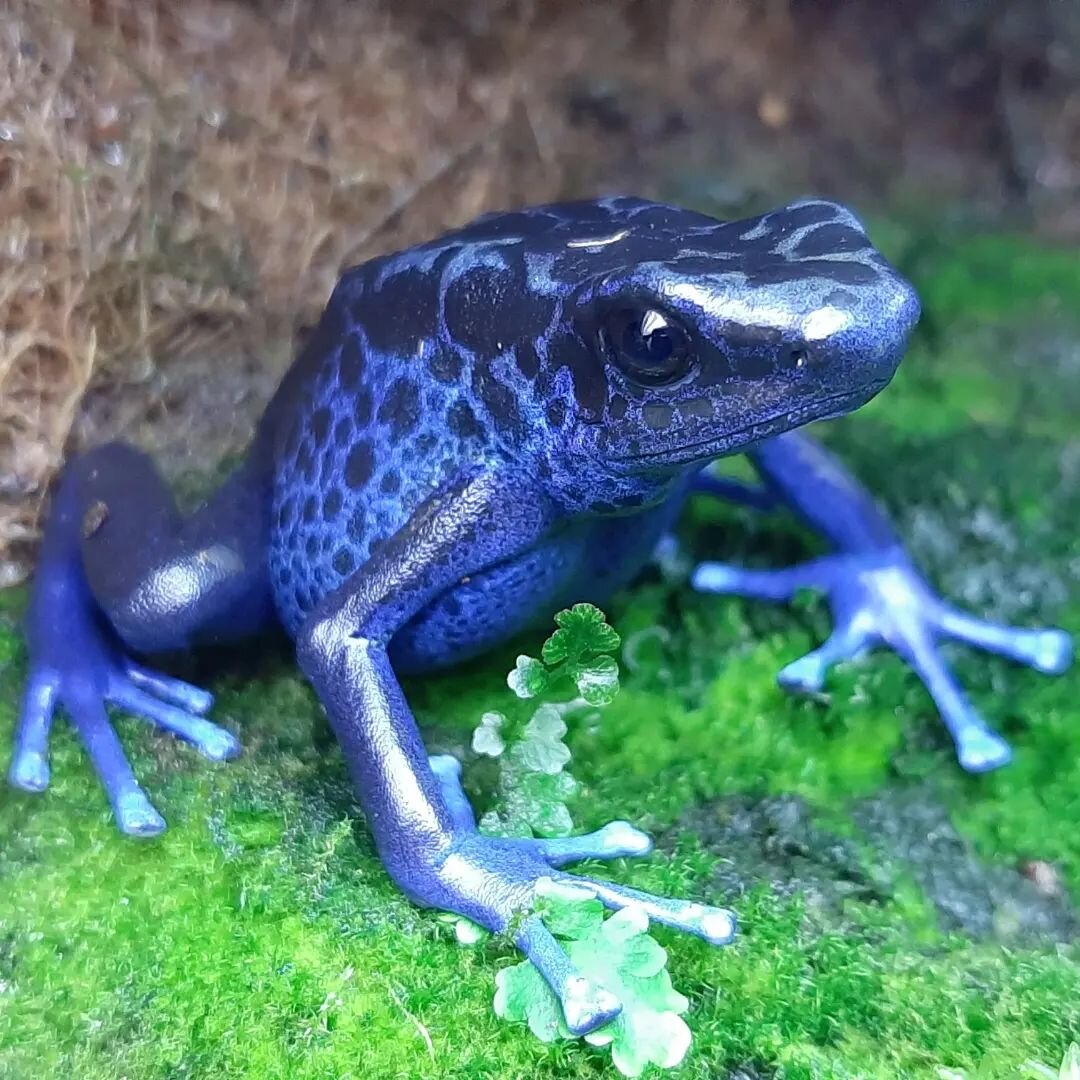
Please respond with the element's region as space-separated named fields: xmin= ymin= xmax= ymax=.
xmin=599 ymin=307 xmax=695 ymax=387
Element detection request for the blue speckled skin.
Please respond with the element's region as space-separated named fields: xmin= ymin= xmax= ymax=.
xmin=9 ymin=197 xmax=1072 ymax=1033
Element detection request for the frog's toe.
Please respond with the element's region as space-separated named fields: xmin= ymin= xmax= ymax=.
xmin=428 ymin=753 xmax=477 ymax=831
xmin=108 ymin=683 xmax=239 ymax=762
xmin=956 ymin=728 xmax=1013 ymax=774
xmin=115 ymin=789 xmax=168 ymax=837
xmin=934 ymin=606 xmax=1074 ymax=675
xmin=9 ymin=748 xmax=50 ymax=792
xmin=67 ymin=695 xmax=170 ymax=836
xmin=529 ymin=820 xmax=653 ymax=867
xmin=572 ymin=875 xmax=737 ymax=946
xmin=515 ymin=908 xmax=623 ymax=1035
xmin=692 ymin=561 xmax=810 ymax=601
xmin=122 ymin=659 xmax=215 ymax=714
xmin=9 ymin=672 xmax=57 ymax=792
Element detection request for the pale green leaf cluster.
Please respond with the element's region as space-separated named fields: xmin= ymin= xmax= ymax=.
xmin=493 ymin=882 xmax=692 ymax=1077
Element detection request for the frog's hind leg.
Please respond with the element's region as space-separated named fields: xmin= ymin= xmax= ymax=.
xmin=10 ymin=441 xmax=275 ymax=834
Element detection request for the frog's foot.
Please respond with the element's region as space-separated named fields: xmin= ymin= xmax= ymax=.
xmin=425 ymin=754 xmax=735 ymax=1034
xmin=692 ymin=550 xmax=1073 ymax=772
xmin=10 ymin=651 xmax=236 ymax=835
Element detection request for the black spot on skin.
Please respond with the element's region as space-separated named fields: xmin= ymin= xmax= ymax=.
xmin=609 ymin=394 xmax=627 ymax=420
xmin=332 ymin=548 xmax=355 ymax=576
xmin=444 ymin=267 xmax=512 ymax=354
xmin=333 ymin=417 xmax=353 ymax=446
xmin=355 ymin=388 xmax=373 ymax=426
xmin=364 ymin=267 xmax=441 ymax=353
xmin=302 ymin=496 xmax=317 ymax=523
xmin=305 ymin=535 xmax=318 ymax=559
xmin=338 ymin=336 xmax=365 ymax=390
xmin=643 ymin=403 xmax=674 ymax=430
xmin=448 ymin=399 xmax=483 ymax=439
xmin=445 ymin=262 xmax=557 ymax=361
xmin=546 ymin=399 xmax=566 ymax=428
xmin=442 ymin=594 xmax=462 ymax=617
xmin=417 ymin=433 xmax=438 ymax=454
xmin=556 ymin=334 xmax=607 ymax=419
xmin=743 ymin=258 xmax=880 ymax=287
xmin=456 ymin=209 xmax=561 ymax=242
xmin=429 ymin=349 xmax=463 ymax=384
xmin=368 ymin=537 xmax=386 ymax=559
xmin=345 ymin=440 xmax=375 ymax=489
xmin=679 ymin=397 xmax=714 ymax=420
xmin=310 ymin=407 xmax=331 ymax=445
xmin=824 ymin=288 xmax=857 ymax=309
xmin=472 ymin=370 xmax=522 ymax=439
xmin=379 ymin=471 xmax=400 ymax=495
xmin=516 ymin=340 xmax=541 ymax=379
xmin=322 ymin=489 xmax=342 ymax=520
xmin=795 ymin=224 xmax=870 ymax=259
xmin=734 ymin=352 xmax=773 ymax=379
xmin=378 ymin=378 xmax=421 ymax=440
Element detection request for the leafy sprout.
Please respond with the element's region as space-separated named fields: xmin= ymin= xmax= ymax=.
xmin=494 ymin=879 xmax=692 ymax=1077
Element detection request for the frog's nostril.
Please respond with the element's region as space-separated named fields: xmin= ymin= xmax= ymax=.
xmin=779 ymin=344 xmax=811 ymax=371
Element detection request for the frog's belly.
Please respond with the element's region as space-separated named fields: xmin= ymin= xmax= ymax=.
xmin=389 ymin=501 xmax=680 ymax=675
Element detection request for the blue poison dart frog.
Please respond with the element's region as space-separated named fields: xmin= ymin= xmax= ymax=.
xmin=10 ymin=197 xmax=1073 ymax=1034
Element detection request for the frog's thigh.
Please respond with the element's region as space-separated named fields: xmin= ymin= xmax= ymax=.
xmin=389 ymin=538 xmax=579 ymax=674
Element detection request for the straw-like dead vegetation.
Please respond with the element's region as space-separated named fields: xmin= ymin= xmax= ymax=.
xmin=2 ymin=0 xmax=1076 ymax=585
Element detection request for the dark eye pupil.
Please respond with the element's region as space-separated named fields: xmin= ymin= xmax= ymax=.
xmin=606 ymin=308 xmax=693 ymax=386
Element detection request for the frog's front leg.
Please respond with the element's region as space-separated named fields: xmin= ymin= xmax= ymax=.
xmin=297 ymin=469 xmax=735 ymax=1035
xmin=692 ymin=431 xmax=1073 ymax=772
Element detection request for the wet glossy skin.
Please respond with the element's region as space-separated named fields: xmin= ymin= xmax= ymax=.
xmin=9 ymin=197 xmax=1071 ymax=1036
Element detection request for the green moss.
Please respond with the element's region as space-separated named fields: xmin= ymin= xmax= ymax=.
xmin=2 ymin=217 xmax=1080 ymax=1077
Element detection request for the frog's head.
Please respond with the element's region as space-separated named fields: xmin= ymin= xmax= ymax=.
xmin=538 ymin=197 xmax=919 ymax=486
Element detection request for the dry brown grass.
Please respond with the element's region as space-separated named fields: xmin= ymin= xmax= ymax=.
xmin=2 ymin=0 xmax=1074 ymax=585
xmin=0 ymin=0 xmax=599 ymax=583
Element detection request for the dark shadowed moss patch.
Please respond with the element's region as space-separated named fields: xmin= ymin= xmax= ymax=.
xmin=854 ymin=789 xmax=1077 ymax=944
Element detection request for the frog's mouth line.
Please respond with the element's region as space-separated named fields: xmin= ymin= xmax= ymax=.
xmin=611 ymin=378 xmax=891 ymax=467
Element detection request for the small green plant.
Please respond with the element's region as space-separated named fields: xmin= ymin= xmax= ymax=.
xmin=457 ymin=605 xmax=693 ymax=1075
xmin=495 ymin=879 xmax=692 ymax=1077
xmin=474 ymin=602 xmax=621 ymax=839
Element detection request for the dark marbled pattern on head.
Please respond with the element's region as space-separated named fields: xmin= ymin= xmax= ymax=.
xmin=265 ymin=195 xmax=919 ymax=633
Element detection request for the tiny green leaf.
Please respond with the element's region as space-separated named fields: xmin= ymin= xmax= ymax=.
xmin=570 ymin=654 xmax=620 ymax=706
xmin=472 ymin=711 xmax=507 ymax=756
xmin=507 ymin=655 xmax=549 ymax=699
xmin=523 ymin=703 xmax=568 ymax=740
xmin=542 ymin=603 xmax=622 ymax=665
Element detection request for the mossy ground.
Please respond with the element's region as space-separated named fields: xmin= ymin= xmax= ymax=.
xmin=1 ymin=220 xmax=1078 ymax=1079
